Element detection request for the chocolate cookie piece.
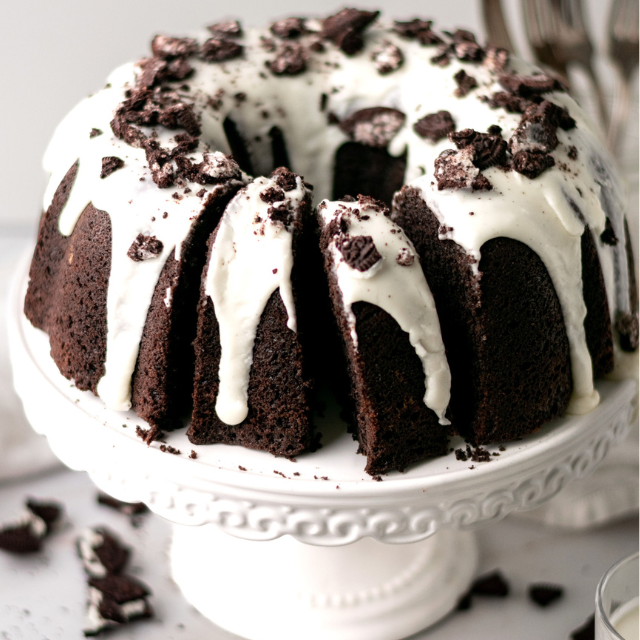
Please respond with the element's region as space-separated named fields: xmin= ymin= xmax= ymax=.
xmin=270 ymin=17 xmax=307 ymax=39
xmin=453 ymin=69 xmax=477 ymax=97
xmin=151 ymin=35 xmax=198 ymax=59
xmin=267 ymin=42 xmax=307 ymax=75
xmin=371 ymin=39 xmax=404 ymax=74
xmin=100 ymin=156 xmax=124 ymax=179
xmin=339 ymin=107 xmax=405 ymax=148
xmin=413 ymin=110 xmax=455 ymax=142
xmin=207 ymin=20 xmax=242 ymax=38
xmin=321 ymin=8 xmax=379 ymax=55
xmin=127 ymin=234 xmax=163 ymax=262
xmin=512 ymin=149 xmax=555 ymax=179
xmin=201 ymin=38 xmax=243 ymax=63
xmin=337 ymin=235 xmax=382 ymax=272
xmin=499 ymin=72 xmax=564 ymax=97
xmin=528 ymin=583 xmax=564 ymax=607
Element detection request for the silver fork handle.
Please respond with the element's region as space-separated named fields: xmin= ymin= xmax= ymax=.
xmin=607 ymin=69 xmax=631 ymax=154
xmin=583 ymin=61 xmax=610 ymax=133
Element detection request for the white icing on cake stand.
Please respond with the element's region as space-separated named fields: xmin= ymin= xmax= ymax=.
xmin=8 ymin=257 xmax=636 ymax=640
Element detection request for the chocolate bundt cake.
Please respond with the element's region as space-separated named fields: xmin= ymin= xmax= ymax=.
xmin=24 ymin=9 xmax=637 ymax=474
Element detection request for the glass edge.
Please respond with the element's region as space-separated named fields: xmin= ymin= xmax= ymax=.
xmin=596 ymin=550 xmax=639 ymax=640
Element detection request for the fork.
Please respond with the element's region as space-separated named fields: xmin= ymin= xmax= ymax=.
xmin=547 ymin=0 xmax=609 ymax=130
xmin=482 ymin=0 xmax=516 ymax=52
xmin=607 ymin=0 xmax=639 ymax=153
xmin=521 ymin=0 xmax=569 ymax=82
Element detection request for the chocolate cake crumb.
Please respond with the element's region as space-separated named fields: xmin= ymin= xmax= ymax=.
xmin=413 ymin=110 xmax=455 ymax=142
xmin=267 ymin=43 xmax=307 ymax=75
xmin=90 ymin=128 xmax=103 ymax=138
xmin=100 ymin=156 xmax=124 ymax=179
xmin=201 ymin=38 xmax=243 ymax=63
xmin=207 ymin=20 xmax=242 ymax=38
xmin=270 ymin=17 xmax=307 ymax=39
xmin=127 ymin=234 xmax=163 ymax=262
xmin=189 ymin=450 xmax=197 ymax=459
xmin=135 ymin=425 xmax=163 ymax=445
xmin=339 ymin=107 xmax=405 ymax=148
xmin=499 ymin=445 xmax=506 ymax=451
xmin=487 ymin=91 xmax=535 ymax=114
xmin=449 ymin=128 xmax=508 ymax=169
xmin=238 ymin=465 xmax=247 ymax=471
xmin=568 ymin=145 xmax=578 ymax=160
xmin=454 ymin=69 xmax=478 ymax=97
xmin=600 ymin=218 xmax=618 ymax=246
xmin=159 ymin=444 xmax=181 ymax=455
xmin=372 ymin=475 xmax=383 ymax=482
xmin=371 ymin=39 xmax=404 ymax=74
xmin=615 ymin=311 xmax=639 ymax=351
xmin=321 ymin=8 xmax=379 ymax=55
xmin=260 ymin=186 xmax=286 ymax=203
xmin=196 ymin=188 xmax=207 ymax=197
xmin=396 ymin=247 xmax=415 ymax=266
xmin=293 ymin=472 xmax=300 ymax=476
xmin=471 ymin=571 xmax=510 ymax=597
xmin=570 ymin=615 xmax=595 ymax=640
xmin=470 ymin=446 xmax=491 ymax=462
xmin=528 ymin=583 xmax=564 ymax=607
xmin=274 ymin=470 xmax=286 ymax=477
xmin=455 ymin=448 xmax=468 ymax=461
xmin=338 ymin=235 xmax=382 ymax=272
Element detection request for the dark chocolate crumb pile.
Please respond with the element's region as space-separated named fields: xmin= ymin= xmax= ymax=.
xmin=339 ymin=107 xmax=406 ymax=148
xmin=0 ymin=498 xmax=63 ymax=555
xmin=260 ymin=186 xmax=286 ymax=204
xmin=159 ymin=444 xmax=181 ymax=455
xmin=413 ymin=110 xmax=456 ymax=142
xmin=570 ymin=615 xmax=595 ymax=640
xmin=90 ymin=128 xmax=103 ymax=138
xmin=370 ymin=39 xmax=404 ymax=75
xmin=392 ymin=19 xmax=443 ymax=46
xmin=338 ymin=235 xmax=382 ymax=272
xmin=528 ymin=583 xmax=564 ymax=607
xmin=100 ymin=157 xmax=124 ymax=179
xmin=127 ymin=234 xmax=163 ymax=262
xmin=135 ymin=424 xmax=164 ymax=445
xmin=77 ymin=527 xmax=153 ymax=637
xmin=321 ymin=8 xmax=380 ymax=55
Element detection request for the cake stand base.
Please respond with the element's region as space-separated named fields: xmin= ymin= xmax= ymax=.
xmin=171 ymin=524 xmax=478 ymax=640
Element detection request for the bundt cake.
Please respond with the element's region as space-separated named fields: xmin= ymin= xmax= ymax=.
xmin=24 ymin=9 xmax=638 ymax=474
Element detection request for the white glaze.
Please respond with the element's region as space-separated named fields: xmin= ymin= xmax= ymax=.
xmin=319 ymin=199 xmax=451 ymax=424
xmin=40 ymin=18 xmax=633 ymax=416
xmin=204 ymin=175 xmax=309 ymax=425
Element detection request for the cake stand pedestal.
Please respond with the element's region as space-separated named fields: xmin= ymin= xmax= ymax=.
xmin=8 ymin=261 xmax=636 ymax=640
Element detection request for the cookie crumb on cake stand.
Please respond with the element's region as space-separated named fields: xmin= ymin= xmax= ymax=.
xmin=8 ymin=256 xmax=637 ymax=640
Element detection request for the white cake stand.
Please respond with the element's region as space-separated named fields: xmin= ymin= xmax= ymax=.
xmin=8 ymin=259 xmax=636 ymax=640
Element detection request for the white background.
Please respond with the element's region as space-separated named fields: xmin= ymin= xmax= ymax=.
xmin=0 ymin=0 xmax=636 ymax=231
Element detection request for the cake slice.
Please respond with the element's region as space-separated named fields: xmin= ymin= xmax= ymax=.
xmin=391 ymin=185 xmax=616 ymax=444
xmin=187 ymin=168 xmax=316 ymax=457
xmin=317 ymin=195 xmax=451 ymax=475
xmin=24 ymin=154 xmax=246 ymax=437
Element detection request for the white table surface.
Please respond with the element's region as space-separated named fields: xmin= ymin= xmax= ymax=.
xmin=0 ymin=464 xmax=637 ymax=640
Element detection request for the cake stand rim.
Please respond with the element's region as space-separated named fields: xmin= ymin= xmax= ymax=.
xmin=9 ymin=253 xmax=636 ymax=541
